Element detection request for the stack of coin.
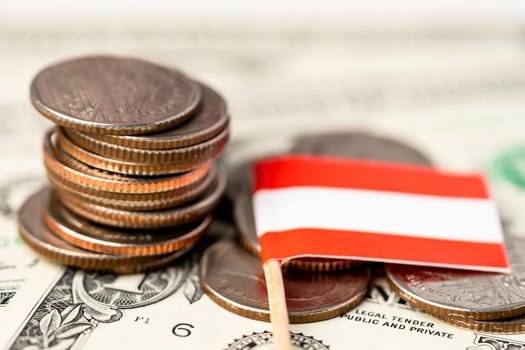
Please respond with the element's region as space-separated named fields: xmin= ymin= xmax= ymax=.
xmin=387 ymin=234 xmax=525 ymax=334
xmin=200 ymin=132 xmax=431 ymax=323
xmin=18 ymin=55 xmax=229 ymax=273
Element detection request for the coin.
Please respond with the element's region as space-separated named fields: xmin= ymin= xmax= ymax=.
xmin=64 ymin=125 xmax=230 ymax=164
xmin=31 ymin=55 xmax=201 ymax=135
xmin=58 ymin=126 xmax=229 ymax=175
xmin=291 ymin=131 xmax=432 ymax=164
xmin=51 ymin=166 xmax=217 ymax=211
xmin=58 ymin=168 xmax=226 ymax=229
xmin=199 ymin=239 xmax=370 ymax=323
xmin=73 ymin=83 xmax=229 ymax=150
xmin=43 ymin=193 xmax=210 ymax=256
xmin=226 ymin=155 xmax=270 ymax=202
xmin=386 ymin=235 xmax=525 ymax=321
xmin=18 ymin=188 xmax=194 ymax=273
xmin=43 ymin=128 xmax=210 ymax=193
xmin=47 ymin=168 xmax=214 ymax=209
xmin=432 ymin=311 xmax=525 ymax=334
xmin=227 ymin=132 xmax=431 ymax=201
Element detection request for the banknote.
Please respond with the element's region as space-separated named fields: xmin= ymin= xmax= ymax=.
xmin=4 ymin=250 xmax=525 ymax=350
xmin=1 ymin=14 xmax=525 ymax=349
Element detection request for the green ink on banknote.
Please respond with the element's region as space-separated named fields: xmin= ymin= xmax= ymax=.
xmin=489 ymin=147 xmax=525 ymax=190
xmin=0 ymin=235 xmax=8 ymax=248
xmin=0 ymin=235 xmax=23 ymax=248
xmin=14 ymin=235 xmax=23 ymax=246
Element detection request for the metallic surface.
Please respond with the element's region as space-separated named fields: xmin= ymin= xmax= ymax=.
xmin=291 ymin=131 xmax=432 ymax=164
xmin=51 ymin=166 xmax=217 ymax=211
xmin=58 ymin=126 xmax=229 ymax=176
xmin=17 ymin=188 xmax=194 ymax=273
xmin=43 ymin=194 xmax=210 ymax=255
xmin=387 ymin=235 xmax=525 ymax=320
xmin=43 ymin=128 xmax=210 ymax=193
xmin=433 ymin=312 xmax=525 ymax=334
xmin=31 ymin=55 xmax=201 ymax=135
xmin=58 ymin=169 xmax=226 ymax=229
xmin=78 ymin=83 xmax=229 ymax=150
xmin=199 ymin=239 xmax=370 ymax=323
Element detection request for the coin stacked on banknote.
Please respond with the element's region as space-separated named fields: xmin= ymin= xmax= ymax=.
xmin=386 ymin=234 xmax=525 ymax=334
xmin=17 ymin=55 xmax=229 ymax=273
xmin=200 ymin=132 xmax=431 ymax=323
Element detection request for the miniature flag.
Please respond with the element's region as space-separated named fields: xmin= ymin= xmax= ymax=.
xmin=253 ymin=156 xmax=510 ymax=273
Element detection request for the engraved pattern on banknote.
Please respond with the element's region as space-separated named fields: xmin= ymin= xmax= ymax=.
xmin=0 ymin=291 xmax=16 ymax=307
xmin=9 ymin=251 xmax=203 ymax=350
xmin=225 ymin=331 xmax=329 ymax=350
xmin=366 ymin=276 xmax=411 ymax=309
xmin=466 ymin=334 xmax=525 ymax=350
xmin=0 ymin=276 xmax=20 ymax=308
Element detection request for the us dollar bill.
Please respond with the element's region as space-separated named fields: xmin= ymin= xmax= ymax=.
xmin=4 ymin=251 xmax=525 ymax=350
xmin=1 ymin=15 xmax=525 ymax=350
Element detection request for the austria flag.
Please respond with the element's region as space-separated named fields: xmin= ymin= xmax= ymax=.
xmin=253 ymin=156 xmax=510 ymax=273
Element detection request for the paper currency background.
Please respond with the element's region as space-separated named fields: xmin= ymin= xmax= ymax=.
xmin=1 ymin=1 xmax=525 ymax=349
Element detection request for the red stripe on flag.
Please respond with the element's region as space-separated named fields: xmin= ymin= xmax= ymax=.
xmin=254 ymin=156 xmax=489 ymax=199
xmin=259 ymin=229 xmax=509 ymax=269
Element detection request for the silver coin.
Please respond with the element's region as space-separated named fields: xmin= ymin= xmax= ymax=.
xmin=234 ymin=131 xmax=432 ymax=254
xmin=31 ymin=55 xmax=201 ymax=135
xmin=199 ymin=239 xmax=370 ymax=323
xmin=434 ymin=311 xmax=525 ymax=334
xmin=386 ymin=234 xmax=525 ymax=320
xmin=233 ymin=190 xmax=258 ymax=254
xmin=291 ymin=131 xmax=432 ymax=165
xmin=225 ymin=152 xmax=282 ymax=203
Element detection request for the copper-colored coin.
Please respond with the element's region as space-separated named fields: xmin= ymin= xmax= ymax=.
xmin=199 ymin=239 xmax=370 ymax=323
xmin=43 ymin=128 xmax=210 ymax=193
xmin=57 ymin=129 xmax=194 ymax=176
xmin=73 ymin=83 xmax=229 ymax=150
xmin=49 ymin=132 xmax=213 ymax=200
xmin=51 ymin=166 xmax=217 ymax=211
xmin=17 ymin=188 xmax=194 ymax=273
xmin=58 ymin=169 xmax=226 ymax=229
xmin=31 ymin=55 xmax=201 ymax=135
xmin=58 ymin=126 xmax=229 ymax=176
xmin=53 ymin=136 xmax=125 ymax=181
xmin=387 ymin=235 xmax=525 ymax=321
xmin=46 ymin=168 xmax=213 ymax=208
xmin=43 ymin=194 xmax=210 ymax=256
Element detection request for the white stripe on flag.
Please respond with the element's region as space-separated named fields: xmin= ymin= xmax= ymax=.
xmin=253 ymin=186 xmax=503 ymax=243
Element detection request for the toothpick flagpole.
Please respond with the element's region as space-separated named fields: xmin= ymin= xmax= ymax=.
xmin=263 ymin=259 xmax=292 ymax=350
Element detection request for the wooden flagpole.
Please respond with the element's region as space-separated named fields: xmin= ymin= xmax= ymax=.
xmin=263 ymin=259 xmax=292 ymax=350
